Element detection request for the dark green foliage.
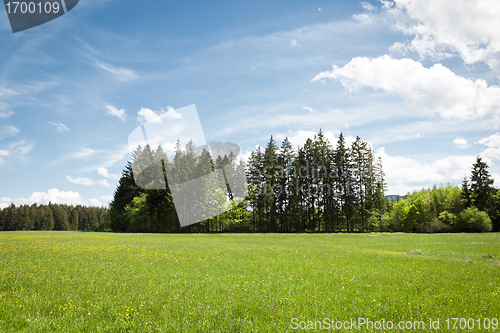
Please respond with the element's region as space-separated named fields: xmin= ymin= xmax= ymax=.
xmin=108 ymin=131 xmax=389 ymax=233
xmin=456 ymin=207 xmax=492 ymax=232
xmin=38 ymin=206 xmax=54 ymax=230
xmin=461 ymin=156 xmax=499 ymax=231
xmin=469 ymin=156 xmax=495 ymax=211
xmin=107 ymin=140 xmax=247 ymax=233
xmin=386 ymin=164 xmax=499 ymax=233
xmin=385 ymin=185 xmax=463 ymax=232
xmin=51 ymin=203 xmax=69 ymax=231
xmin=5 ymin=135 xmax=496 ymax=234
xmin=2 ymin=204 xmax=18 ymax=231
xmin=68 ymin=208 xmax=79 ymax=230
xmin=108 ymin=160 xmax=141 ymax=232
xmin=0 ymin=203 xmax=107 ymax=232
xmin=245 ymin=131 xmax=386 ymax=232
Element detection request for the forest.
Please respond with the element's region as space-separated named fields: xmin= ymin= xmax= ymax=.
xmin=0 ymin=203 xmax=107 ymax=231
xmin=0 ymin=130 xmax=498 ymax=233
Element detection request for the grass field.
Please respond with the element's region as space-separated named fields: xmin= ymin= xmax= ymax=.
xmin=0 ymin=232 xmax=499 ymax=332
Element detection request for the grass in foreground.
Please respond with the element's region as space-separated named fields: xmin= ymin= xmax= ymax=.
xmin=0 ymin=232 xmax=499 ymax=332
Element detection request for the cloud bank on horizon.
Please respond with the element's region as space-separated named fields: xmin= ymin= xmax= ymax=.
xmin=311 ymin=0 xmax=500 ymax=195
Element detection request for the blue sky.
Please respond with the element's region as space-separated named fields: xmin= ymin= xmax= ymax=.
xmin=1 ymin=0 xmax=500 ymax=208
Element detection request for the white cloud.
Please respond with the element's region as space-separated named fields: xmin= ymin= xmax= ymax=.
xmin=0 ymin=86 xmax=21 ymax=99
xmin=238 ymin=150 xmax=253 ymax=163
xmin=97 ymin=166 xmax=120 ymax=180
xmin=94 ymin=60 xmax=139 ymax=81
xmin=0 ymin=197 xmax=13 ymax=209
xmin=10 ymin=141 xmax=34 ymax=155
xmin=105 ymin=105 xmax=127 ymax=121
xmin=1 ymin=188 xmax=106 ymax=208
xmin=352 ymin=13 xmax=372 ymax=23
xmin=478 ymin=133 xmax=500 ymax=148
xmin=98 ymin=144 xmax=130 ymax=169
xmin=0 ymin=140 xmax=34 ymax=164
xmin=387 ymin=0 xmax=500 ymax=73
xmin=303 ymin=106 xmax=318 ymax=114
xmin=100 ymin=195 xmax=114 ymax=202
xmin=290 ymin=39 xmax=301 ymax=47
xmin=313 ymin=56 xmax=500 ymax=120
xmin=0 ymin=109 xmax=13 ymax=119
xmin=361 ymin=2 xmax=375 ymax=11
xmin=275 ymin=130 xmax=338 ymax=149
xmin=478 ymin=133 xmax=500 ymax=161
xmin=0 ymin=125 xmax=19 ymax=139
xmin=453 ymin=137 xmax=470 ymax=149
xmin=52 ymin=145 xmax=129 ymax=171
xmin=64 ymin=147 xmax=96 ymax=159
xmin=66 ymin=175 xmax=113 ymax=188
xmin=49 ymin=122 xmax=70 ymax=133
xmin=375 ymin=147 xmax=476 ymax=194
xmin=137 ymin=106 xmax=182 ymax=123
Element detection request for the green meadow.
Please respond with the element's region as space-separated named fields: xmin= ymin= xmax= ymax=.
xmin=0 ymin=232 xmax=499 ymax=332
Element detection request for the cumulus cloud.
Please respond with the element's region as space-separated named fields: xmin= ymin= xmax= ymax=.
xmin=275 ymin=130 xmax=345 ymax=149
xmin=361 ymin=2 xmax=375 ymax=11
xmin=0 ymin=189 xmax=105 ymax=209
xmin=0 ymin=149 xmax=9 ymax=164
xmin=137 ymin=106 xmax=183 ymax=124
xmin=0 ymin=197 xmax=13 ymax=209
xmin=478 ymin=133 xmax=500 ymax=148
xmin=386 ymin=0 xmax=500 ymax=73
xmin=238 ymin=150 xmax=253 ymax=163
xmin=49 ymin=122 xmax=70 ymax=132
xmin=100 ymin=195 xmax=114 ymax=202
xmin=478 ymin=133 xmax=500 ymax=161
xmin=352 ymin=13 xmax=372 ymax=23
xmin=453 ymin=137 xmax=470 ymax=149
xmin=313 ymin=55 xmax=500 ymax=119
xmin=303 ymin=106 xmax=318 ymax=114
xmin=66 ymin=175 xmax=113 ymax=188
xmin=375 ymin=147 xmax=476 ymax=194
xmin=290 ymin=39 xmax=301 ymax=47
xmin=97 ymin=166 xmax=121 ymax=180
xmin=105 ymin=105 xmax=126 ymax=121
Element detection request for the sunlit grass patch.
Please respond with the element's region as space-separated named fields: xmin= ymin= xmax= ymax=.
xmin=0 ymin=231 xmax=499 ymax=332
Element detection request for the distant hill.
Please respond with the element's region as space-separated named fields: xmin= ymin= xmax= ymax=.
xmin=385 ymin=194 xmax=405 ymax=200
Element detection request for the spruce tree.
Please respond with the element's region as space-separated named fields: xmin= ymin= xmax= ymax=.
xmin=469 ymin=156 xmax=495 ymax=212
xmin=334 ymin=133 xmax=355 ymax=231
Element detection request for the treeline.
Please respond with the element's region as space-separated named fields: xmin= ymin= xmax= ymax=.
xmin=107 ymin=132 xmax=499 ymax=233
xmin=246 ymin=132 xmax=386 ymax=232
xmin=107 ymin=131 xmax=387 ymax=233
xmin=107 ymin=141 xmax=247 ymax=232
xmin=0 ymin=203 xmax=108 ymax=231
xmin=384 ymin=156 xmax=499 ymax=232
xmin=2 ymin=133 xmax=497 ymax=234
